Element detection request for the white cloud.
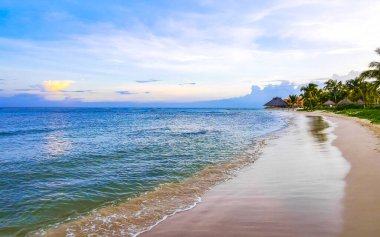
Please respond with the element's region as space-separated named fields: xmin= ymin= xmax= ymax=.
xmin=277 ymin=1 xmax=380 ymax=48
xmin=1 ymin=0 xmax=379 ymax=102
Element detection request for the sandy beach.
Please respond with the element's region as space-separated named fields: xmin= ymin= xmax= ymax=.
xmin=141 ymin=112 xmax=380 ymax=237
xmin=314 ymin=112 xmax=380 ymax=237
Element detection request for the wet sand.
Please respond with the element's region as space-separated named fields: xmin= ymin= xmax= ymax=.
xmin=312 ymin=112 xmax=380 ymax=237
xmin=141 ymin=114 xmax=353 ymax=237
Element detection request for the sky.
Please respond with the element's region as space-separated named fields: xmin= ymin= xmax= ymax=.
xmin=0 ymin=0 xmax=380 ymax=106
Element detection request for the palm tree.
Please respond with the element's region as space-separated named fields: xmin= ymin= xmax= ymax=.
xmin=287 ymin=94 xmax=300 ymax=108
xmin=297 ymin=48 xmax=380 ymax=109
xmin=345 ymin=77 xmax=375 ymax=106
xmin=345 ymin=77 xmax=363 ymax=102
xmin=300 ymin=83 xmax=321 ymax=110
xmin=324 ymin=79 xmax=345 ymax=103
xmin=360 ymin=48 xmax=380 ymax=89
xmin=375 ymin=86 xmax=380 ymax=104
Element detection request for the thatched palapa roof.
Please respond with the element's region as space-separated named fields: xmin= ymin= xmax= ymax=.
xmin=323 ymin=100 xmax=336 ymax=106
xmin=337 ymin=98 xmax=353 ymax=105
xmin=357 ymin=99 xmax=365 ymax=105
xmin=264 ymin=97 xmax=289 ymax=108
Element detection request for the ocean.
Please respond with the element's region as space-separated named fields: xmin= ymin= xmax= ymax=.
xmin=0 ymin=108 xmax=289 ymax=236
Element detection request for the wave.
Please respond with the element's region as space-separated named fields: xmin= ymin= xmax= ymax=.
xmin=0 ymin=128 xmax=62 ymax=137
xmin=31 ymin=138 xmax=270 ymax=237
xmin=172 ymin=129 xmax=209 ymax=136
xmin=127 ymin=128 xmax=220 ymax=137
xmin=133 ymin=197 xmax=202 ymax=237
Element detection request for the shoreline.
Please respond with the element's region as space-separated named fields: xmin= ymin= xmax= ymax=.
xmin=141 ymin=111 xmax=380 ymax=237
xmin=141 ymin=113 xmax=350 ymax=237
xmin=307 ymin=111 xmax=380 ymax=236
xmin=36 ymin=116 xmax=286 ymax=237
xmin=30 ymin=111 xmax=380 ymax=236
xmin=308 ymin=110 xmax=380 ymax=139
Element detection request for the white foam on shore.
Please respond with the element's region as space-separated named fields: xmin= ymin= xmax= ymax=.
xmin=32 ymin=112 xmax=294 ymax=237
xmin=133 ymin=197 xmax=202 ymax=237
xmin=138 ymin=113 xmax=351 ymax=237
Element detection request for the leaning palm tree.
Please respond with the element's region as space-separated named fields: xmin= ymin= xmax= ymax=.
xmin=360 ymin=48 xmax=380 ymax=89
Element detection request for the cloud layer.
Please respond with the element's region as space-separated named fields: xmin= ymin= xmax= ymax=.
xmin=0 ymin=80 xmax=323 ymax=108
xmin=135 ymin=79 xmax=160 ymax=83
xmin=115 ymin=90 xmax=136 ymax=95
xmin=0 ymin=0 xmax=379 ymax=104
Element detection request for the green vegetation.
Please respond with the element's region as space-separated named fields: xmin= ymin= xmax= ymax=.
xmin=292 ymin=48 xmax=380 ymax=123
xmin=335 ymin=109 xmax=380 ymax=124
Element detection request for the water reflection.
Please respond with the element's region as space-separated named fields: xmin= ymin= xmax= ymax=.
xmin=44 ymin=131 xmax=72 ymax=157
xmin=307 ymin=116 xmax=329 ymax=143
xmin=43 ymin=113 xmax=72 ymax=158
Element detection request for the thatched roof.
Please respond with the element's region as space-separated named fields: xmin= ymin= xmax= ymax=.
xmin=323 ymin=100 xmax=336 ymax=106
xmin=264 ymin=97 xmax=289 ymax=108
xmin=357 ymin=99 xmax=365 ymax=105
xmin=337 ymin=98 xmax=353 ymax=105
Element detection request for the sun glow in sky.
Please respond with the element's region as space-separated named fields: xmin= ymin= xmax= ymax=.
xmin=43 ymin=80 xmax=72 ymax=92
xmin=0 ymin=0 xmax=380 ymax=104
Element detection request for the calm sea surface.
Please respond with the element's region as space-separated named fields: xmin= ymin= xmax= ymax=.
xmin=0 ymin=108 xmax=289 ymax=236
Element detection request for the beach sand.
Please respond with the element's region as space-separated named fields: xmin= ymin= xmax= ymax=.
xmin=313 ymin=112 xmax=380 ymax=237
xmin=141 ymin=112 xmax=380 ymax=237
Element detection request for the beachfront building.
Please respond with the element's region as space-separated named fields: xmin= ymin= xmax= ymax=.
xmin=323 ymin=100 xmax=336 ymax=107
xmin=264 ymin=97 xmax=289 ymax=109
xmin=357 ymin=99 xmax=365 ymax=105
xmin=337 ymin=98 xmax=353 ymax=106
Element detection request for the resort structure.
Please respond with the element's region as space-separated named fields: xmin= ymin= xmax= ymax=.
xmin=264 ymin=97 xmax=289 ymax=109
xmin=323 ymin=100 xmax=336 ymax=107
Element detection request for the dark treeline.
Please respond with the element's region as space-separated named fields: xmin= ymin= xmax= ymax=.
xmin=289 ymin=48 xmax=380 ymax=110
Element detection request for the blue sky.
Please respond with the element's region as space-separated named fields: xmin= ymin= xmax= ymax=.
xmin=0 ymin=0 xmax=379 ymax=106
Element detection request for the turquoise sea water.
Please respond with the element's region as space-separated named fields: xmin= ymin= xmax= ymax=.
xmin=0 ymin=108 xmax=289 ymax=236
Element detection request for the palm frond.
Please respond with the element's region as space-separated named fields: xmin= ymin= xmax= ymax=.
xmin=369 ymin=61 xmax=380 ymax=69
xmin=360 ymin=70 xmax=380 ymax=79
